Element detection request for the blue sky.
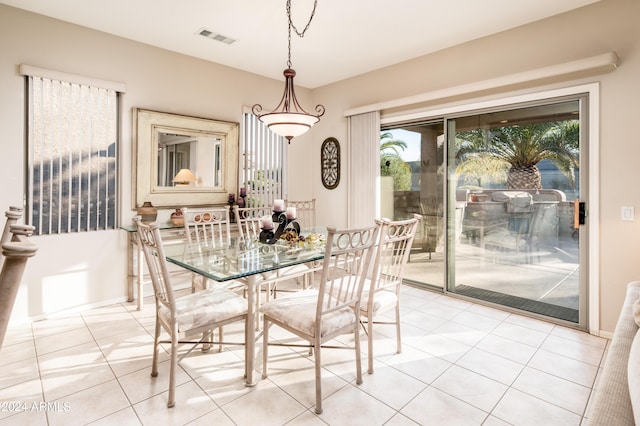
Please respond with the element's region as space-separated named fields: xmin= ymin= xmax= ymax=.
xmin=382 ymin=129 xmax=422 ymax=162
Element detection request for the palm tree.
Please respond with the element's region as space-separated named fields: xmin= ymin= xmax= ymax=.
xmin=380 ymin=132 xmax=411 ymax=191
xmin=456 ymin=120 xmax=579 ymax=190
xmin=380 ymin=131 xmax=408 ymax=155
xmin=456 ymin=153 xmax=509 ymax=188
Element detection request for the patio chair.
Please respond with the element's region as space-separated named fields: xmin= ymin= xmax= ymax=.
xmin=134 ymin=217 xmax=248 ymax=408
xmin=361 ymin=214 xmax=420 ymax=374
xmin=417 ymin=196 xmax=441 ymax=259
xmin=261 ymin=222 xmax=381 ymax=414
xmin=484 ymin=201 xmax=559 ymax=264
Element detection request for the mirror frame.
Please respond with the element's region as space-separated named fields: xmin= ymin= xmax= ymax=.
xmin=133 ymin=108 xmax=238 ymax=208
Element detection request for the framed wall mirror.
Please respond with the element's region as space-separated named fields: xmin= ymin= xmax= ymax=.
xmin=133 ymin=108 xmax=238 ymax=208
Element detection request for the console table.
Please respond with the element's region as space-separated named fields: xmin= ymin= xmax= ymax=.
xmin=120 ymin=222 xmax=186 ymax=310
xmin=120 ymin=220 xmax=240 ymax=310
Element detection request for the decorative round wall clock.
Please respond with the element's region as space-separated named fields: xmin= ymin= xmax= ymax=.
xmin=321 ymin=137 xmax=340 ymax=190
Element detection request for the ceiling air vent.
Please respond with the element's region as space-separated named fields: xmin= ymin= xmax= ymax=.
xmin=196 ymin=28 xmax=236 ymax=45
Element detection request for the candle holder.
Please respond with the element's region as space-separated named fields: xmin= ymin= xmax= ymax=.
xmin=259 ymin=210 xmax=300 ymax=244
xmin=259 ymin=227 xmax=275 ymax=244
xmin=228 ymin=194 xmax=236 ymax=223
xmin=285 ymin=217 xmax=301 ymax=235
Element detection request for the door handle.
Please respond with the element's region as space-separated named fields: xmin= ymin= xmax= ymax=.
xmin=574 ymin=199 xmax=586 ymax=227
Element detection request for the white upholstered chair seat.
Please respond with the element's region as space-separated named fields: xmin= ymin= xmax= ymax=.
xmin=360 ymin=287 xmax=398 ymax=316
xmin=159 ymin=287 xmax=248 ymax=334
xmin=260 ymin=289 xmax=357 ymax=337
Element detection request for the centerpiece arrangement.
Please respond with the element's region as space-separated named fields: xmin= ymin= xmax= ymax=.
xmin=259 ymin=199 xmax=300 ymax=244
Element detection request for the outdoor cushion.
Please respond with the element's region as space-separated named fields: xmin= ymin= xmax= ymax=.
xmin=491 ymin=191 xmax=533 ymax=212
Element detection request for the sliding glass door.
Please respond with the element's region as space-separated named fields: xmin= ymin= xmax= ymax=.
xmin=381 ymin=95 xmax=587 ymax=328
xmin=380 ymin=121 xmax=446 ymax=290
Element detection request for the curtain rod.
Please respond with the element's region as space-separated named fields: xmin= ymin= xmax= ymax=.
xmin=344 ymin=52 xmax=617 ymax=117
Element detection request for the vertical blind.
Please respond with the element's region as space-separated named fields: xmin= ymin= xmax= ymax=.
xmin=348 ymin=111 xmax=380 ymax=227
xmin=241 ymin=112 xmax=286 ymax=208
xmin=27 ymin=75 xmax=118 ymax=234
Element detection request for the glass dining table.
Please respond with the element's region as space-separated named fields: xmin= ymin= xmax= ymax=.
xmin=162 ymin=231 xmax=327 ymax=386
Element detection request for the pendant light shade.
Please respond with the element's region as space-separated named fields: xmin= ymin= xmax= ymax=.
xmin=252 ymin=0 xmax=324 ymax=143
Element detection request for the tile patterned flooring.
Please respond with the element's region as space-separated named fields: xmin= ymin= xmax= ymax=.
xmin=0 ymin=284 xmax=608 ymax=425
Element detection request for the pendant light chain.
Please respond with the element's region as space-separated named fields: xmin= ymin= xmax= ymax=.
xmin=286 ymin=0 xmax=318 ymax=68
xmin=252 ymin=0 xmax=324 ymax=142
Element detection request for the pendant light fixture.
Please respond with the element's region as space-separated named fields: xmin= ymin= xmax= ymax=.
xmin=252 ymin=0 xmax=325 ymax=143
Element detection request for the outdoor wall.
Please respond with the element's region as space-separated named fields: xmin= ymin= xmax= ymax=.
xmin=0 ymin=4 xmax=313 ymax=323
xmin=311 ymin=0 xmax=640 ymax=334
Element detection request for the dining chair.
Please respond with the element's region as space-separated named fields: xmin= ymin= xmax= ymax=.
xmin=182 ymin=207 xmax=243 ymax=292
xmin=282 ymin=198 xmax=322 ymax=285
xmin=134 ymin=217 xmax=248 ymax=408
xmin=284 ymin=198 xmax=316 ymax=228
xmin=361 ymin=214 xmax=420 ymax=374
xmin=182 ymin=206 xmax=231 ymax=246
xmin=233 ymin=204 xmax=314 ymax=328
xmin=233 ymin=204 xmax=313 ymax=288
xmin=232 ymin=205 xmax=273 ymax=242
xmin=261 ymin=222 xmax=381 ymax=414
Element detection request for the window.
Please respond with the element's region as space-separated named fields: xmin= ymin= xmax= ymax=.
xmin=240 ymin=111 xmax=287 ymax=207
xmin=25 ymin=71 xmax=120 ymax=234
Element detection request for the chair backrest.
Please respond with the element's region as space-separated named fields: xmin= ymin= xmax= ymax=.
xmin=134 ymin=217 xmax=176 ymax=314
xmin=369 ymin=214 xmax=420 ymax=296
xmin=0 ymin=241 xmax=38 ymax=350
xmin=233 ymin=205 xmax=273 ymax=241
xmin=182 ymin=207 xmax=231 ymax=248
xmin=285 ymin=199 xmax=316 ymax=228
xmin=317 ymin=223 xmax=381 ymax=319
xmin=528 ymin=202 xmax=559 ymax=240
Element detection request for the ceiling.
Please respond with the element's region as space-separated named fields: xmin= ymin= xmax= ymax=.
xmin=1 ymin=0 xmax=600 ymax=88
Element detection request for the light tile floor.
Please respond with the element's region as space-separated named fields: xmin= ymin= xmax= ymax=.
xmin=0 ymin=284 xmax=608 ymax=425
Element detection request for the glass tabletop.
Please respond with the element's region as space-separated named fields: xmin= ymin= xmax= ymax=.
xmin=162 ymin=230 xmax=327 ymax=282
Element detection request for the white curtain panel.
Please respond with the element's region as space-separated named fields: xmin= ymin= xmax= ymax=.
xmin=347 ymin=111 xmax=380 ymax=228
